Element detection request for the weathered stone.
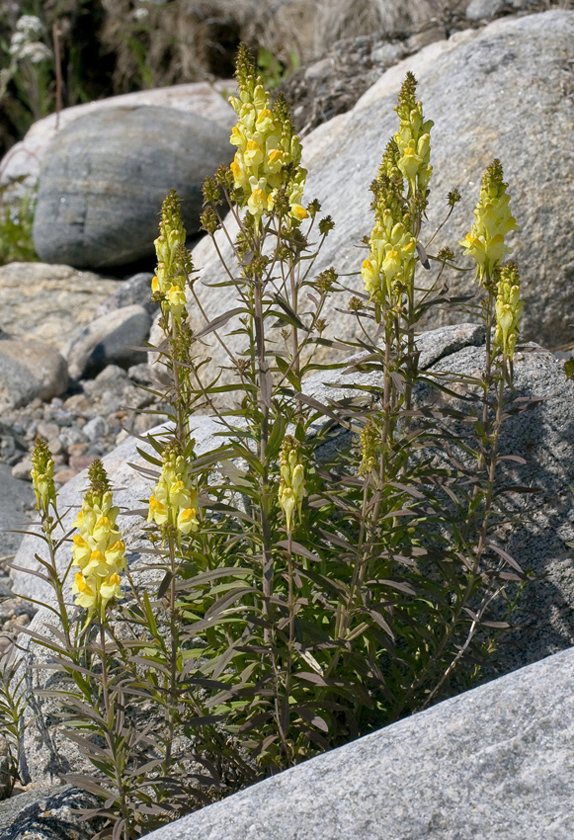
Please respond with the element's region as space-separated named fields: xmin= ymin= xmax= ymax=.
xmin=0 ymin=263 xmax=120 ymax=349
xmin=94 ymin=272 xmax=158 ymax=318
xmin=143 ymin=645 xmax=574 ymax=840
xmin=188 ymin=10 xmax=574 ymax=370
xmin=466 ymin=0 xmax=505 ymax=19
xmin=62 ymin=304 xmax=151 ymax=379
xmin=0 ymin=341 xmax=68 ymax=409
xmin=32 ymin=106 xmax=233 ymax=269
xmin=0 ymin=82 xmax=236 ymax=197
xmin=0 ymin=784 xmax=103 ymax=838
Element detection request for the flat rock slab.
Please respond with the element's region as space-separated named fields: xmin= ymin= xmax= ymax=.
xmin=0 ymin=263 xmax=120 ymax=349
xmin=145 ymin=645 xmax=574 ymax=840
xmin=33 ymin=105 xmax=233 ymax=269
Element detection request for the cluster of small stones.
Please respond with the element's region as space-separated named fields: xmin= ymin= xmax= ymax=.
xmin=0 ymin=362 xmax=166 ymax=657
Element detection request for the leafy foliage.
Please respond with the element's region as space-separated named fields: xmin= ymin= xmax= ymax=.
xmin=8 ymin=46 xmax=538 ymax=839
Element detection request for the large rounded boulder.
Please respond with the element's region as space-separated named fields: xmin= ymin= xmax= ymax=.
xmin=32 ymin=105 xmax=233 ymax=269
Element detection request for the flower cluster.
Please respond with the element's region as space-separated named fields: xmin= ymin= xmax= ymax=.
xmin=394 ymin=71 xmax=433 ymax=197
xmin=361 ymin=169 xmax=416 ymax=306
xmin=494 ymin=261 xmax=523 ymax=360
xmin=228 ymin=45 xmax=307 ymax=226
xmin=151 ymin=189 xmax=190 ymax=322
xmin=31 ymin=437 xmax=56 ymax=515
xmin=9 ymin=16 xmax=51 ymax=63
xmin=460 ymin=159 xmax=518 ymax=285
xmin=71 ymin=461 xmax=126 ymax=622
xmin=278 ymin=436 xmax=305 ymax=532
xmin=147 ymin=450 xmax=199 ymax=538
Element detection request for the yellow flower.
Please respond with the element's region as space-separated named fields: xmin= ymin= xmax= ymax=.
xmin=290 ymin=203 xmax=308 ymax=221
xmin=177 ymin=507 xmax=199 ymax=535
xmin=72 ymin=534 xmax=91 ymax=568
xmin=72 ymin=572 xmax=96 ymax=610
xmin=100 ymin=574 xmax=123 ymax=609
xmin=148 ymin=495 xmax=168 ymax=526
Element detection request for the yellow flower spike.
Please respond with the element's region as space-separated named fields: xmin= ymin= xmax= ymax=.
xmin=153 ymin=189 xmax=192 ymax=322
xmin=148 ymin=449 xmax=198 ymax=537
xmin=460 ymin=159 xmax=518 ymax=285
xmin=30 ymin=437 xmax=56 ymax=514
xmin=393 ymin=72 xmax=433 ymax=198
xmin=494 ymin=261 xmax=523 ymax=360
xmin=278 ymin=436 xmax=306 ymax=532
xmin=71 ymin=460 xmax=125 ymax=622
xmin=227 ymin=44 xmax=307 ymax=226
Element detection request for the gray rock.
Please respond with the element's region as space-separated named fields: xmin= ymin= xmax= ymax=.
xmin=63 ymin=304 xmax=151 ymax=379
xmin=144 ymin=645 xmax=574 ymax=840
xmin=188 ymin=10 xmax=574 ymax=373
xmin=0 ymin=81 xmax=236 ymax=199
xmin=32 ymin=106 xmax=233 ymax=269
xmin=0 ymin=465 xmax=34 ymax=558
xmin=93 ymin=272 xmax=158 ymax=318
xmin=466 ymin=0 xmax=505 ymax=19
xmin=82 ymin=415 xmax=108 ymax=442
xmin=0 ymin=341 xmax=68 ymax=409
xmin=0 ymin=784 xmax=103 ymax=839
xmin=0 ymin=263 xmax=121 ymax=350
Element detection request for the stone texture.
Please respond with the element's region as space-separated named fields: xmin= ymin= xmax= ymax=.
xmin=0 ymin=784 xmax=103 ymax=839
xmin=93 ymin=271 xmax=158 ymax=318
xmin=32 ymin=106 xmax=233 ymax=269
xmin=0 ymin=340 xmax=68 ymax=408
xmin=62 ymin=303 xmax=151 ymax=379
xmin=144 ymin=645 xmax=574 ymax=840
xmin=0 ymin=263 xmax=120 ymax=349
xmin=0 ymin=82 xmax=236 ymax=196
xmin=0 ymin=464 xmax=34 ymax=558
xmin=466 ymin=0 xmax=505 ymax=19
xmin=187 ymin=10 xmax=574 ymax=372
